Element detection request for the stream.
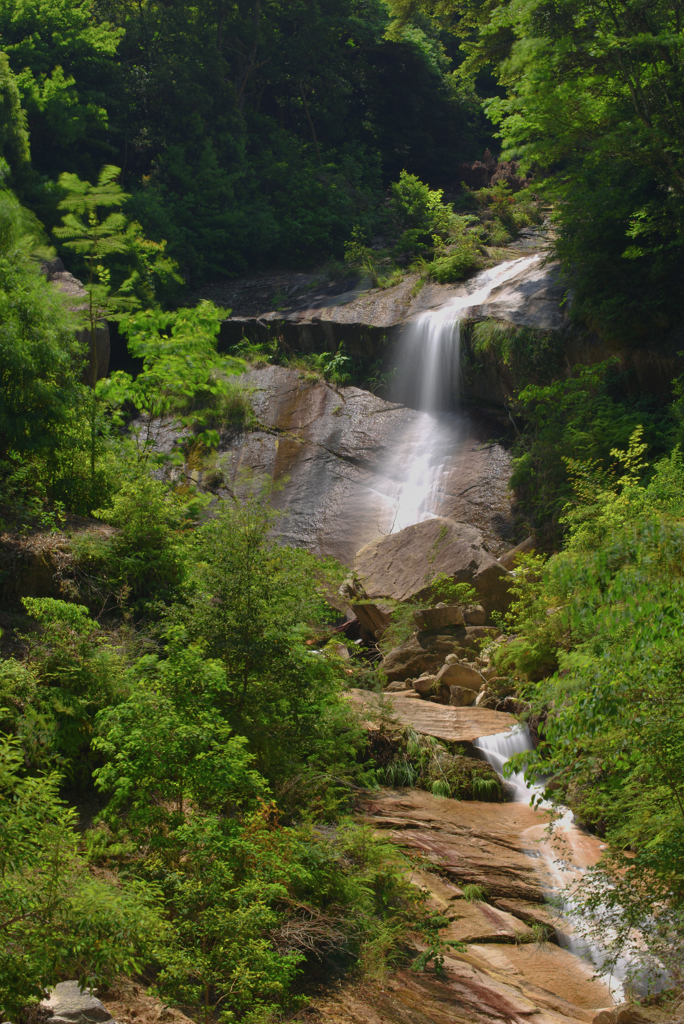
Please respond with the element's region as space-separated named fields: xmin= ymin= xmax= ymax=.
xmin=474 ymin=727 xmax=660 ymax=1001
xmin=385 ymin=254 xmax=647 ymax=1001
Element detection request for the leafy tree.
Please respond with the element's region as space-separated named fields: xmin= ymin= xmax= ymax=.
xmin=94 ymin=637 xmax=268 ymax=832
xmin=151 ymin=811 xmax=305 ymax=1024
xmin=481 ymin=0 xmax=684 ymax=336
xmin=0 ymin=734 xmax=161 ymax=1020
xmin=99 ymin=300 xmax=243 ymax=464
xmin=13 ymin=598 xmax=124 ymax=778
xmin=0 ymin=53 xmax=30 ymax=176
xmin=509 ymin=362 xmax=675 ymax=540
xmin=170 ymin=493 xmax=363 ymax=797
xmin=0 ymin=0 xmax=122 ymax=182
xmin=0 ymin=188 xmax=95 ymax=521
xmin=89 ymin=475 xmax=197 ymax=613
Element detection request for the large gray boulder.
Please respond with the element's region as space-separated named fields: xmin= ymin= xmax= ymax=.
xmin=354 ymin=517 xmax=511 ymax=615
xmin=42 ymin=982 xmax=113 ymax=1024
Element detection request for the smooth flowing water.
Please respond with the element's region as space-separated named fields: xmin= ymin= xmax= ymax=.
xmin=384 ymin=255 xmax=539 ymax=533
xmin=474 ymin=728 xmax=659 ymax=1000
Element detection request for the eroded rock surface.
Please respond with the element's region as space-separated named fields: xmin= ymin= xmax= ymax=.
xmin=306 ymin=786 xmax=613 ymax=1024
xmin=213 ymin=367 xmax=515 ymax=563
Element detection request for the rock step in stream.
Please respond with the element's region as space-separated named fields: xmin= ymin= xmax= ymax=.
xmin=338 ymin=692 xmax=647 ymax=1024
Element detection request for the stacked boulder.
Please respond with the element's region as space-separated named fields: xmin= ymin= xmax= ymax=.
xmin=342 ymin=517 xmax=524 ymax=708
xmin=385 ymin=617 xmax=503 ymax=708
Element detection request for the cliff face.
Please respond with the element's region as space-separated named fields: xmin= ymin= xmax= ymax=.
xmin=206 ymin=365 xmax=516 ymax=565
xmin=219 ymin=256 xmax=684 ymax=412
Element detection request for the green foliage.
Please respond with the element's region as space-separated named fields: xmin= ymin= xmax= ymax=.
xmin=89 ymin=474 xmax=197 ymax=612
xmin=56 ymin=166 xmax=182 ymax=313
xmin=427 ymin=573 xmax=477 ymax=606
xmin=0 ymin=53 xmax=30 ymax=176
xmin=468 ymin=321 xmax=565 ymax=391
xmin=8 ymin=597 xmax=125 ymax=777
xmin=509 ymin=363 xmax=675 ymax=541
xmin=0 ymin=206 xmax=100 ymax=522
xmin=479 ymin=0 xmax=684 ymax=338
xmin=0 ymin=0 xmax=121 ymax=181
xmin=1 ymin=0 xmax=487 ymax=281
xmin=99 ymin=301 xmax=244 ymax=463
xmin=0 ymin=734 xmax=162 ymax=1019
xmin=141 ymin=815 xmax=418 ymax=1021
xmin=461 ymin=884 xmax=486 ymax=903
xmin=0 ymin=239 xmax=81 ymax=461
xmin=426 ymin=243 xmax=480 ymax=282
xmin=500 ymin=433 xmax=684 ymax=983
xmin=378 ymin=729 xmax=503 ymax=802
xmin=388 ymin=171 xmax=462 ymax=262
xmin=94 ymin=637 xmax=269 ymax=831
xmin=172 ymin=494 xmax=363 ymax=799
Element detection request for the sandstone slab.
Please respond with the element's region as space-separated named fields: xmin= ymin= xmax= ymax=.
xmin=347 ymin=688 xmax=514 ymax=743
xmin=362 ymin=788 xmax=547 ymax=903
xmin=469 ymin=944 xmax=610 ymax=1015
xmin=311 ymin=960 xmax=591 ymax=1024
xmin=354 ymin=517 xmax=511 ymax=614
xmin=442 ymin=899 xmax=533 ymax=943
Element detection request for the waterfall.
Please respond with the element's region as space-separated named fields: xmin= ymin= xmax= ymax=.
xmin=474 ymin=727 xmax=663 ymax=1000
xmin=474 ymin=725 xmax=545 ymax=804
xmin=384 ymin=255 xmax=540 ymax=534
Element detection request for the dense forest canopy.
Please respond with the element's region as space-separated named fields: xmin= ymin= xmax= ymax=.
xmin=0 ymin=0 xmax=489 ymax=280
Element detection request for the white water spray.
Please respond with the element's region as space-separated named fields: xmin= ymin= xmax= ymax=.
xmin=474 ymin=727 xmax=662 ymax=1000
xmin=385 ymin=256 xmax=540 ymax=533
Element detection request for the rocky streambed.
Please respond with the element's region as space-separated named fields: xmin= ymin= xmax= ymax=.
xmin=334 ymin=692 xmax=642 ymax=1024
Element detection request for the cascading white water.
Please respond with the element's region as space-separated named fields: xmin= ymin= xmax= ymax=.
xmin=474 ymin=725 xmax=545 ymax=804
xmin=385 ymin=255 xmax=540 ymax=533
xmin=474 ymin=727 xmax=662 ymax=1000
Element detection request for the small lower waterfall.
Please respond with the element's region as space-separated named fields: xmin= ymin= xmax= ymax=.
xmin=474 ymin=728 xmax=660 ymax=1000
xmin=384 ymin=255 xmax=539 ymax=533
xmin=474 ymin=726 xmax=544 ymax=804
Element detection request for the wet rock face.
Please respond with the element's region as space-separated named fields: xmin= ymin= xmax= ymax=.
xmin=219 ymin=253 xmax=566 ymax=358
xmin=215 ymin=367 xmax=515 ymax=564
